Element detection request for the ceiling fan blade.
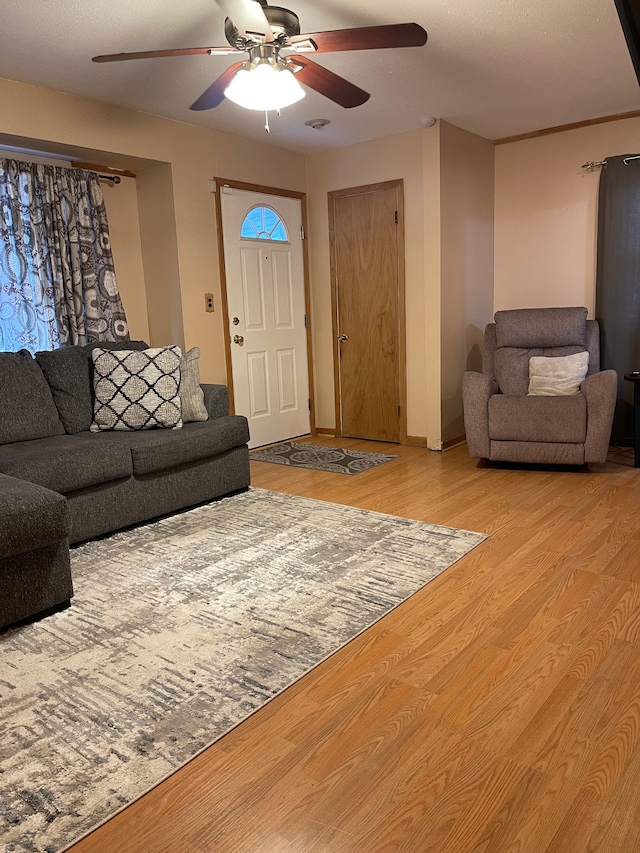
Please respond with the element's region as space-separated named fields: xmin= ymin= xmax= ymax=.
xmin=287 ymin=56 xmax=369 ymax=108
xmin=190 ymin=62 xmax=245 ymax=110
xmin=216 ymin=0 xmax=274 ymax=42
xmin=290 ymin=23 xmax=427 ymax=53
xmin=93 ymin=46 xmax=240 ymax=62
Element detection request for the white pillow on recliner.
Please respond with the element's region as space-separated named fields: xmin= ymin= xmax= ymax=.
xmin=528 ymin=351 xmax=589 ymax=396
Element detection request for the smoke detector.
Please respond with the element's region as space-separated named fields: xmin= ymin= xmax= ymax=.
xmin=420 ymin=116 xmax=437 ymax=127
xmin=304 ymin=118 xmax=331 ymax=130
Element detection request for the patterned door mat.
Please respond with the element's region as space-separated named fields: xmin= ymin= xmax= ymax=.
xmin=250 ymin=442 xmax=398 ymax=474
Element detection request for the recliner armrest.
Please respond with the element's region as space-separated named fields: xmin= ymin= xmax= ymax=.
xmin=462 ymin=372 xmax=498 ymax=459
xmin=201 ymin=384 xmax=230 ymax=419
xmin=581 ymin=370 xmax=617 ymax=463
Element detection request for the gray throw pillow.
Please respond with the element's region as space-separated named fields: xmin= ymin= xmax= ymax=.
xmin=0 ymin=350 xmax=65 ymax=444
xmin=180 ymin=347 xmax=209 ymax=423
xmin=91 ymin=346 xmax=183 ymax=431
xmin=35 ymin=346 xmax=94 ymax=434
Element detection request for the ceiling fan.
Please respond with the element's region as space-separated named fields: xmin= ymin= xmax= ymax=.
xmin=92 ymin=0 xmax=427 ymax=113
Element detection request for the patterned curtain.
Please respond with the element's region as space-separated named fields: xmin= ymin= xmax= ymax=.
xmin=0 ymin=159 xmax=129 ymax=352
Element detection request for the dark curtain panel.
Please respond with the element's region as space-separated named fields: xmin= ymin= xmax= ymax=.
xmin=595 ymin=154 xmax=640 ymax=444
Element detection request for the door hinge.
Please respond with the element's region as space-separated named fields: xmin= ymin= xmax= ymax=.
xmin=308 ymin=398 xmax=312 ymax=411
xmin=300 ymin=225 xmax=305 ymax=239
xmin=394 ymin=211 xmax=398 ymax=225
xmin=304 ymin=313 xmax=308 ymax=328
xmin=397 ymin=405 xmax=401 ymax=418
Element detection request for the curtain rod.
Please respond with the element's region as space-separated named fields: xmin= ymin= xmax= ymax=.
xmin=71 ymin=160 xmax=136 ymax=180
xmin=0 ymin=153 xmax=127 ymax=183
xmin=582 ymin=155 xmax=640 ymax=171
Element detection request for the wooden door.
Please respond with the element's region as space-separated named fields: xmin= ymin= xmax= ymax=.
xmin=329 ymin=181 xmax=405 ymax=443
xmin=219 ymin=187 xmax=310 ymax=448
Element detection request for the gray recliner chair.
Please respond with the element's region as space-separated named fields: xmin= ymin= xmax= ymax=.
xmin=463 ymin=307 xmax=617 ymax=465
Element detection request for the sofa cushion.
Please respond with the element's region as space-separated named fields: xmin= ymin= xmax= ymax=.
xmin=488 ymin=394 xmax=587 ymax=443
xmin=100 ymin=415 xmax=250 ymax=475
xmin=495 ymin=307 xmax=587 ymax=349
xmin=494 ymin=345 xmax=588 ymax=396
xmin=0 ymin=433 xmax=133 ymax=493
xmin=35 ymin=341 xmax=150 ymax=434
xmin=202 ymin=384 xmax=230 ymax=419
xmin=91 ymin=346 xmax=183 ymax=432
xmin=35 ymin=346 xmax=94 ymax=434
xmin=0 ymin=350 xmax=65 ymax=444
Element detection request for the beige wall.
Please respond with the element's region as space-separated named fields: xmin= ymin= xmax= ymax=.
xmin=422 ymin=127 xmax=442 ymax=449
xmin=440 ymin=122 xmax=494 ymax=443
xmin=135 ymin=163 xmax=184 ymax=349
xmin=0 ymin=75 xmax=514 ymax=449
xmin=0 ymin=76 xmax=307 ymax=384
xmin=101 ymin=176 xmax=149 ymax=343
xmin=305 ymin=128 xmax=437 ymax=439
xmin=494 ymin=116 xmax=640 ymax=315
xmin=305 ymin=122 xmax=492 ymax=449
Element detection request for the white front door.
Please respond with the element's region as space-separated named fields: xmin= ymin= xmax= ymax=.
xmin=219 ymin=187 xmax=310 ymax=448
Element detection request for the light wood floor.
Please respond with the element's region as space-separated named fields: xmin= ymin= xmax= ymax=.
xmin=68 ymin=438 xmax=640 ymax=853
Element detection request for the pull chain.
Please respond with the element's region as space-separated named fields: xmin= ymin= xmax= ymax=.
xmin=263 ymin=110 xmax=282 ymax=133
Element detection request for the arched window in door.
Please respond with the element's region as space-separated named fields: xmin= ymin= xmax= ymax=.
xmin=240 ymin=205 xmax=289 ymax=242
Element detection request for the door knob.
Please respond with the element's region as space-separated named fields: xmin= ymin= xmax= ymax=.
xmin=338 ymin=334 xmax=349 ymax=342
xmin=233 ymin=334 xmax=244 ymax=345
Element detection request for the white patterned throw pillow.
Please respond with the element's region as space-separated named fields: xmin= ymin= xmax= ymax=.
xmin=527 ymin=351 xmax=589 ymax=396
xmin=91 ymin=346 xmax=183 ymax=431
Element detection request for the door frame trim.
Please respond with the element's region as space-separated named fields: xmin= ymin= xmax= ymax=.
xmin=328 ymin=179 xmax=407 ymax=444
xmin=214 ymin=177 xmax=316 ymax=436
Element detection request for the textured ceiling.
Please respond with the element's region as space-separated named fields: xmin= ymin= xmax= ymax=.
xmin=2 ymin=0 xmax=639 ymax=153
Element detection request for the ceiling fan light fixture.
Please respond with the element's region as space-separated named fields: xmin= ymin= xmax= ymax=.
xmin=224 ymin=60 xmax=305 ymax=111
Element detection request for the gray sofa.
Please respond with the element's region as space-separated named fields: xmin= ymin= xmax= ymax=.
xmin=0 ymin=341 xmax=250 ymax=630
xmin=463 ymin=307 xmax=617 ymax=465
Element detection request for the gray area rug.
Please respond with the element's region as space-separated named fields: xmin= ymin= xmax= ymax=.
xmin=0 ymin=488 xmax=486 ymax=853
xmin=251 ymin=442 xmax=398 ymax=474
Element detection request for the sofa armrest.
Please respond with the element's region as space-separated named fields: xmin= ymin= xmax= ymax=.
xmin=201 ymin=384 xmax=230 ymax=419
xmin=0 ymin=473 xmax=70 ymax=558
xmin=582 ymin=369 xmax=617 ymax=463
xmin=462 ymin=372 xmax=498 ymax=459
